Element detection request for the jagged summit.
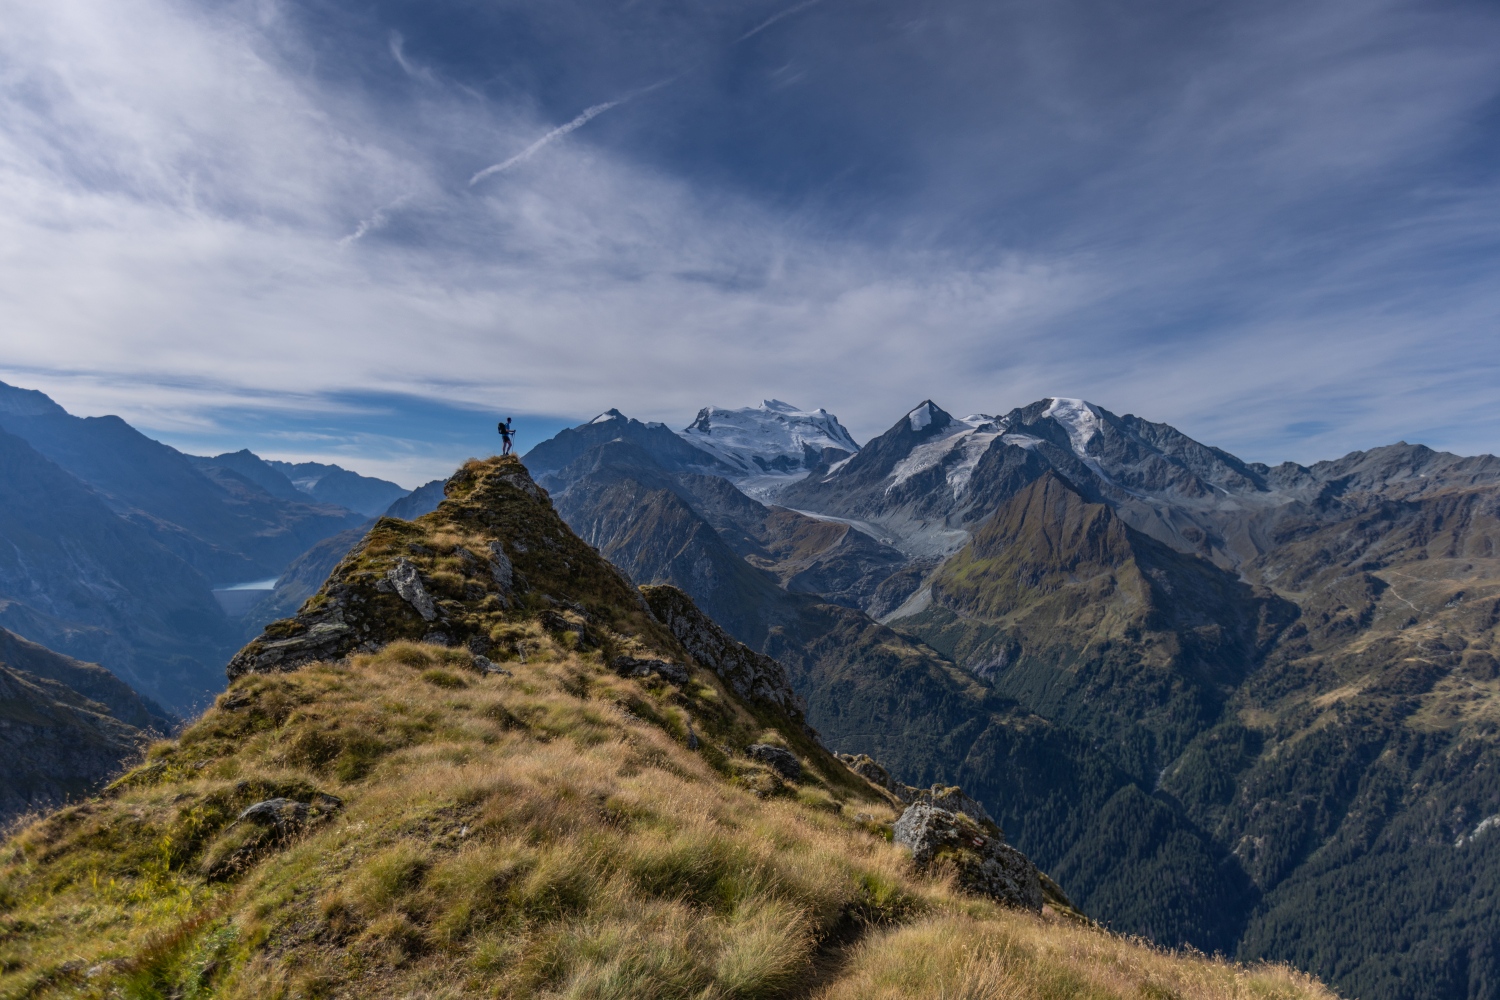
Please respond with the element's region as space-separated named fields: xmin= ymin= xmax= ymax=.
xmin=681 ymin=399 xmax=860 ymax=480
xmin=525 ymin=408 xmax=736 ymax=482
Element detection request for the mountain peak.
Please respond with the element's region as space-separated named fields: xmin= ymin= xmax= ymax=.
xmin=678 ymin=400 xmax=859 ymax=480
xmin=907 ymin=400 xmax=942 ymax=431
xmin=228 ymin=454 xmax=670 ymax=679
xmin=0 ymin=380 xmax=68 ymax=418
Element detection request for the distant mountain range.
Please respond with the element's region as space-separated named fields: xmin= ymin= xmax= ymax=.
xmin=5 ymin=378 xmax=1497 ymax=1000
xmin=0 ymin=380 xmax=429 ymax=713
xmin=525 ymin=396 xmax=1500 ymax=1000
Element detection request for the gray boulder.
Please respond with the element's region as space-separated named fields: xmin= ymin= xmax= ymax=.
xmin=610 ymin=655 xmax=691 ymax=686
xmin=746 ymin=743 xmax=802 ymax=781
xmin=238 ymin=797 xmax=309 ymax=837
xmin=893 ymin=801 xmax=1042 ymax=913
xmin=913 ymin=784 xmax=998 ymax=831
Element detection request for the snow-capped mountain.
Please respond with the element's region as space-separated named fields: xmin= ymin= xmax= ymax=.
xmin=782 ymin=396 xmax=1304 ymax=566
xmin=679 ymin=400 xmax=859 ymax=479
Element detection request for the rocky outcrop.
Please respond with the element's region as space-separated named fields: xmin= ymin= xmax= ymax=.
xmin=384 ymin=558 xmax=439 ymax=621
xmin=610 ymin=655 xmax=691 ymax=686
xmin=642 ymin=584 xmax=807 ymax=722
xmin=227 ymin=593 xmax=364 ymax=678
xmin=893 ymin=800 xmax=1042 ymax=913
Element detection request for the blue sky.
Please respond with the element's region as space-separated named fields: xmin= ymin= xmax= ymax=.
xmin=1 ymin=0 xmax=1498 ymax=486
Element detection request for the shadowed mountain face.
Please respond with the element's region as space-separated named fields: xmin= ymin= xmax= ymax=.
xmin=0 ymin=628 xmax=171 ymax=825
xmin=0 ymin=381 xmax=401 ymax=712
xmin=0 ymin=664 xmax=147 ymax=827
xmin=187 ymin=450 xmax=309 ymax=503
xmin=0 ymin=383 xmax=366 ymax=583
xmin=530 ymin=400 xmax=1500 ymax=1000
xmin=265 ymin=460 xmax=408 ymax=516
xmin=0 ymin=428 xmax=238 ymax=711
xmin=0 ymin=628 xmax=173 ymax=733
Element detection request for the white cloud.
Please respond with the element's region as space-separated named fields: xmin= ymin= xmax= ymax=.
xmin=0 ymin=0 xmax=1497 ymax=482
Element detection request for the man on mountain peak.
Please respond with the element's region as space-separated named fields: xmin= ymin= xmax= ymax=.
xmin=498 ymin=417 xmax=516 ymax=456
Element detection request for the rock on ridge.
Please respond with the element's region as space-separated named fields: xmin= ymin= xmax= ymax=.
xmin=838 ymin=751 xmax=1053 ymax=914
xmin=892 ymin=800 xmax=1043 ymax=913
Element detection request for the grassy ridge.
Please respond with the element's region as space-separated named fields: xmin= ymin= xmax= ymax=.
xmin=0 ymin=639 xmax=1334 ymax=1000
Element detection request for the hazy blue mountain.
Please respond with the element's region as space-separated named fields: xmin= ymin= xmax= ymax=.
xmin=266 ymin=459 xmax=407 ymax=515
xmin=188 ymin=449 xmax=309 ymax=503
xmin=0 ymin=382 xmax=365 ymax=581
xmin=0 ymin=427 xmax=236 ymax=712
xmin=384 ymin=478 xmax=446 ymax=520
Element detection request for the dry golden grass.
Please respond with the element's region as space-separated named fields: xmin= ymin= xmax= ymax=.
xmin=818 ymin=913 xmax=1337 ymax=1000
xmin=0 ymin=638 xmax=1339 ymax=1000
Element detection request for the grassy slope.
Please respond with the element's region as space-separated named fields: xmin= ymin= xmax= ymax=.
xmin=0 ymin=457 xmax=1337 ymax=1000
xmin=0 ymin=641 xmax=1334 ymax=1000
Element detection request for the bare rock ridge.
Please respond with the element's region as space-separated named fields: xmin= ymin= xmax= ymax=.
xmin=641 ymin=583 xmax=808 ymax=725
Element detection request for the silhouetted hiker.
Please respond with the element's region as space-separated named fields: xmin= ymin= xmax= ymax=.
xmin=498 ymin=417 xmax=516 ymax=455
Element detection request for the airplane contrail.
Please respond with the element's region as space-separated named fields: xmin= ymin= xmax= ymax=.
xmin=469 ymin=100 xmax=622 ymax=185
xmin=738 ymin=0 xmax=821 ymax=42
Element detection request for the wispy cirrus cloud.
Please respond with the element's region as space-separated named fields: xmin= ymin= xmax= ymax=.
xmin=0 ymin=0 xmax=1497 ymax=483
